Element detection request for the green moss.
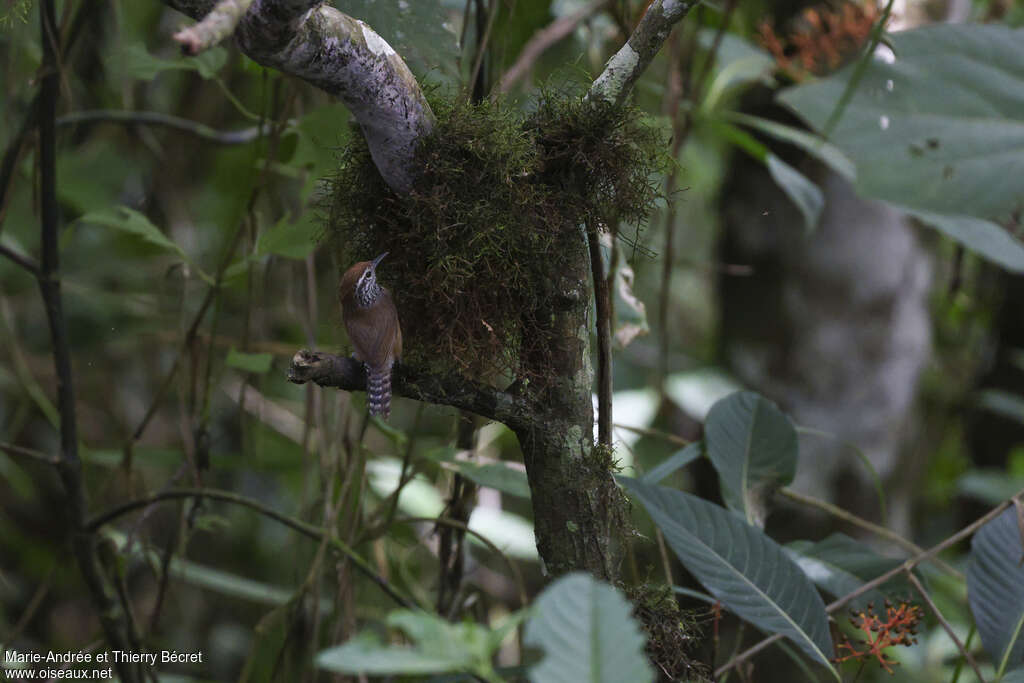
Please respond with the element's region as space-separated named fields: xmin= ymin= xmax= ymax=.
xmin=326 ymin=86 xmax=667 ymax=381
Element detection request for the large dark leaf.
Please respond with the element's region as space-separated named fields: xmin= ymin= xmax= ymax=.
xmin=779 ymin=24 xmax=1024 ymax=270
xmin=704 ymin=391 xmax=798 ymax=526
xmin=619 ymin=477 xmax=836 ymax=677
xmin=968 ymin=507 xmax=1024 ymax=674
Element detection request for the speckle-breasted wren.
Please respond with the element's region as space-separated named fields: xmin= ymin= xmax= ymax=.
xmin=339 ymin=252 xmax=402 ymax=418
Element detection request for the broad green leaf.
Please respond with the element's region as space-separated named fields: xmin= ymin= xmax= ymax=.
xmin=78 ymin=207 xmax=192 ymax=265
xmin=968 ymin=508 xmax=1024 ymax=674
xmin=255 ymin=212 xmax=319 ymax=260
xmin=225 ymin=348 xmax=273 ymax=374
xmin=643 ymin=442 xmax=703 ymax=485
xmin=785 ymin=534 xmax=910 ymax=610
xmin=524 ymin=573 xmax=653 ymax=683
xmin=705 ymin=391 xmax=798 ymax=526
xmin=778 ymin=24 xmax=1024 ymax=268
xmin=619 ymin=477 xmax=836 ymax=677
xmin=1003 ymin=667 xmax=1024 ymax=683
xmin=780 ymin=24 xmax=1024 ymax=221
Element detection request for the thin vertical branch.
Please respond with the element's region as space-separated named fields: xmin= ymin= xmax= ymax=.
xmin=906 ymin=571 xmax=986 ymax=683
xmin=35 ymin=1 xmax=141 ymax=680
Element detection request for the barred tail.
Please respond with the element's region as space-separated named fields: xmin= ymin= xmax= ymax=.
xmin=366 ymin=363 xmax=393 ymax=418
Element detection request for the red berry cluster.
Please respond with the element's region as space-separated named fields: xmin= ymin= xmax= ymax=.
xmin=833 ymin=600 xmax=923 ymax=674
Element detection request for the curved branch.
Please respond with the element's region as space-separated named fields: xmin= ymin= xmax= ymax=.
xmin=161 ymin=0 xmax=434 ymax=192
xmin=58 ymin=109 xmax=273 ymax=145
xmin=286 ymin=350 xmax=532 ymax=429
xmin=588 ymin=0 xmax=699 ymax=106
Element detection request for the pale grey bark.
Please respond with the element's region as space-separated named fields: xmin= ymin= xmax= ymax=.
xmin=588 ymin=0 xmax=698 ymax=105
xmin=162 ymin=0 xmax=434 ymax=192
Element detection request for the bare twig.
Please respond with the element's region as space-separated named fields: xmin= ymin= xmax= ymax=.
xmin=173 ymin=0 xmax=254 ymax=55
xmin=0 ymin=441 xmax=60 ymax=466
xmin=714 ymin=490 xmax=1024 ymax=677
xmin=612 ymin=422 xmax=690 ymax=447
xmin=779 ymin=487 xmax=961 ymax=578
xmin=58 ymin=109 xmax=273 ymax=144
xmin=0 ymin=243 xmax=41 ymax=276
xmin=398 ymin=516 xmax=529 ymax=608
xmin=906 ymin=570 xmax=986 ymax=683
xmin=497 ymin=0 xmax=610 ymax=93
xmin=35 ymin=2 xmax=142 ymax=679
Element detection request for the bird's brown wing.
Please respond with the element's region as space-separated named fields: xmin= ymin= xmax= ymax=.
xmin=344 ymin=289 xmax=401 ymax=368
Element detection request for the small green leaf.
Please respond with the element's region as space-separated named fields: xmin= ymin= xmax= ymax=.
xmin=79 ymin=206 xmax=188 ymax=261
xmin=524 ymin=573 xmax=654 ymax=683
xmin=194 ymin=47 xmax=228 ymax=79
xmin=226 ymin=348 xmax=273 ymax=374
xmin=766 ymin=154 xmax=824 ymax=233
xmin=705 ymin=391 xmax=798 ymax=527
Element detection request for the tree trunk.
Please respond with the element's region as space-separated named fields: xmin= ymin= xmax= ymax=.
xmin=514 ymin=233 xmax=628 ymax=579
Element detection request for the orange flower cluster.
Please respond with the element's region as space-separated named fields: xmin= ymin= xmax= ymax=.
xmin=758 ymin=1 xmax=881 ymax=80
xmin=833 ymin=600 xmax=923 ymax=674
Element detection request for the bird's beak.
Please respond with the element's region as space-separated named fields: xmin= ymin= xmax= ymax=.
xmin=370 ymin=252 xmax=389 ymax=270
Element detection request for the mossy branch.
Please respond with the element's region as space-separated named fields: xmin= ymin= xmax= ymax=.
xmin=161 ymin=0 xmax=433 ymax=192
xmin=287 ymin=350 xmax=533 ymax=429
xmin=588 ymin=0 xmax=699 ymax=106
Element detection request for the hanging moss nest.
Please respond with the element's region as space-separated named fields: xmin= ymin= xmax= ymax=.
xmin=325 ymin=88 xmax=668 ymax=381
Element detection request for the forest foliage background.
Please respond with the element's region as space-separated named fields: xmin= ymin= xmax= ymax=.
xmin=2 ymin=0 xmax=1024 ymax=681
